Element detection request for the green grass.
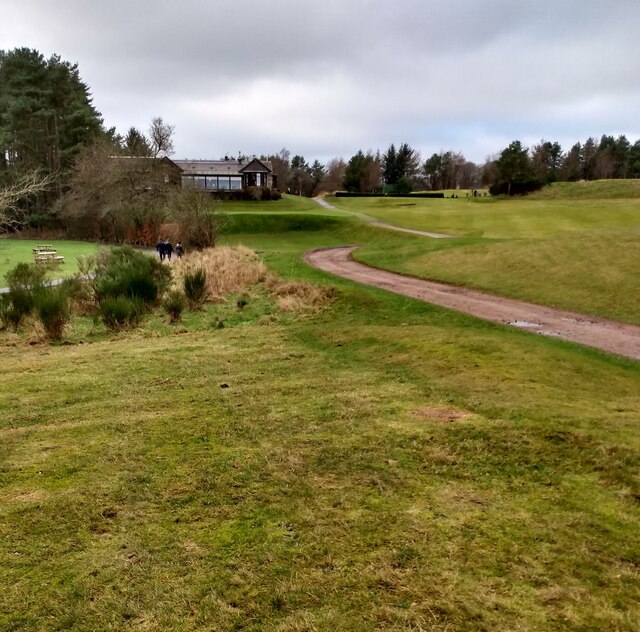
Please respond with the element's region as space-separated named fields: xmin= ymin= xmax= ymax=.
xmin=530 ymin=179 xmax=640 ymax=200
xmin=1 ymin=240 xmax=640 ymax=629
xmin=322 ymin=183 xmax=640 ymax=324
xmin=223 ymin=194 xmax=331 ymax=214
xmin=0 ymin=239 xmax=100 ymax=286
xmin=2 ymin=194 xmax=640 ymax=629
xmin=330 ymin=193 xmax=640 ymax=238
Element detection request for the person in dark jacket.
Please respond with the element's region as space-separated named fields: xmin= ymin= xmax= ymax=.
xmin=156 ymin=238 xmax=165 ymax=261
xmin=175 ymin=242 xmax=184 ymax=258
xmin=165 ymin=240 xmax=174 ymax=261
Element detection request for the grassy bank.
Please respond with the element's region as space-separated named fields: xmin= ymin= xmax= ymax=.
xmin=2 ymin=223 xmax=639 ymax=630
xmin=2 ymin=193 xmax=640 ymax=629
xmin=321 ymin=182 xmax=640 ymax=324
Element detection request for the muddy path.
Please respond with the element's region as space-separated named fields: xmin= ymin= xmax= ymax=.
xmin=304 ymin=246 xmax=640 ymax=361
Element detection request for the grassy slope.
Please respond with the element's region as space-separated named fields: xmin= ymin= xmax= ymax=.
xmin=2 ymin=219 xmax=639 ymax=630
xmin=0 ymin=239 xmax=99 ymax=285
xmin=2 ymin=196 xmax=640 ymax=629
xmin=330 ymin=182 xmax=640 ymax=324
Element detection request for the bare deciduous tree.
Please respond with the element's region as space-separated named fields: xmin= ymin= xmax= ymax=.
xmin=148 ymin=116 xmax=175 ymax=158
xmin=0 ymin=172 xmax=52 ymax=233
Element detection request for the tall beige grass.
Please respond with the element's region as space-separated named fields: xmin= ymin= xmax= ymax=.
xmin=171 ymin=245 xmax=335 ymax=313
xmin=265 ymin=276 xmax=336 ymax=312
xmin=171 ymin=246 xmax=267 ymax=301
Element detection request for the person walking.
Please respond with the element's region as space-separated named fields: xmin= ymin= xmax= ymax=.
xmin=175 ymin=242 xmax=184 ymax=258
xmin=165 ymin=240 xmax=174 ymax=261
xmin=156 ymin=238 xmax=165 ymax=261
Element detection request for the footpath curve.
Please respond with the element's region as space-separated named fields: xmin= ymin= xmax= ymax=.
xmin=304 ymin=246 xmax=640 ymax=361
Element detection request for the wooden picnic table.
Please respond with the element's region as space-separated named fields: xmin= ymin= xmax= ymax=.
xmin=33 ymin=248 xmax=64 ymax=263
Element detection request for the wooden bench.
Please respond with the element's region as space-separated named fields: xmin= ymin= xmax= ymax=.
xmin=32 ymin=245 xmax=54 ymax=254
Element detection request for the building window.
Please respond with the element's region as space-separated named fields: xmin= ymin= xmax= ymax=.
xmin=205 ymin=176 xmax=218 ymax=190
xmin=230 ymin=176 xmax=242 ymax=190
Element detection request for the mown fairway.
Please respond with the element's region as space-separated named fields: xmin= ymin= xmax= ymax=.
xmin=333 ymin=181 xmax=640 ymax=324
xmin=1 ymin=195 xmax=640 ymax=630
xmin=0 ymin=239 xmax=99 ymax=285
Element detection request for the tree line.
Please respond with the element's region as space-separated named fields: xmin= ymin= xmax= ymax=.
xmin=4 ymin=46 xmax=640 ymax=240
xmin=336 ymin=134 xmax=640 ymax=196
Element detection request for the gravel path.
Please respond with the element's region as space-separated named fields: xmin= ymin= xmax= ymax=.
xmin=304 ymin=246 xmax=640 ymax=361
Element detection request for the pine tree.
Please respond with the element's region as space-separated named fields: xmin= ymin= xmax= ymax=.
xmin=0 ymin=47 xmax=103 ymax=201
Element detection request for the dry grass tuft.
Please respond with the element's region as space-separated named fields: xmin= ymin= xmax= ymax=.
xmin=266 ymin=275 xmax=336 ymax=313
xmin=171 ymin=245 xmax=267 ymax=301
xmin=412 ymin=406 xmax=472 ymax=422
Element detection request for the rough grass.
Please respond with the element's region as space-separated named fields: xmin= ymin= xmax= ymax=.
xmin=170 ymin=245 xmax=267 ymax=301
xmin=2 ymin=196 xmax=640 ymax=629
xmin=265 ymin=275 xmax=336 ymax=313
xmin=529 ymin=179 xmax=640 ymax=200
xmin=1 ymin=267 xmax=639 ymax=630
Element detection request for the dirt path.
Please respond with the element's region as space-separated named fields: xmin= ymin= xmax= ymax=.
xmin=304 ymin=246 xmax=640 ymax=361
xmin=311 ymin=197 xmax=453 ymax=238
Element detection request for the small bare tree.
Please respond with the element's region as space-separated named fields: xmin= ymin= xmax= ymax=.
xmin=148 ymin=117 xmax=175 ymax=158
xmin=0 ymin=172 xmax=52 ymax=234
xmin=165 ymin=188 xmax=223 ymax=250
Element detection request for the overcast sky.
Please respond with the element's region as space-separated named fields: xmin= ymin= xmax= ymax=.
xmin=2 ymin=0 xmax=639 ymax=164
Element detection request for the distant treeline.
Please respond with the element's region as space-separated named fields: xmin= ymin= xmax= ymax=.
xmin=3 ymin=46 xmax=640 ymax=238
xmin=336 ymin=136 xmax=640 ymax=196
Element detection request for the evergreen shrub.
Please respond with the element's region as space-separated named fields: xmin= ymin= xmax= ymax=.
xmin=163 ymin=290 xmax=186 ymax=322
xmin=183 ymin=268 xmax=208 ymax=309
xmin=34 ymin=285 xmax=70 ymax=341
xmin=98 ymin=296 xmax=144 ymax=331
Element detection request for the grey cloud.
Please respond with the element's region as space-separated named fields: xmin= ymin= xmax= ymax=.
xmin=1 ymin=0 xmax=639 ymax=163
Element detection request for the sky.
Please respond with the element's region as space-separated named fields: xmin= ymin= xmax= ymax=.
xmin=2 ymin=0 xmax=640 ymax=165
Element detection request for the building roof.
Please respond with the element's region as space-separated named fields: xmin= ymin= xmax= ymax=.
xmin=173 ymin=158 xmax=272 ymax=176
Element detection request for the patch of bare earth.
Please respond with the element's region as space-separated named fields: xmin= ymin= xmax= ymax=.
xmin=304 ymin=246 xmax=640 ymax=360
xmin=412 ymin=406 xmax=472 ymax=422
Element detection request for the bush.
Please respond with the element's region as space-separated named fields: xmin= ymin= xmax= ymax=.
xmin=1 ymin=262 xmax=48 ymax=330
xmin=163 ymin=290 xmax=186 ymax=322
xmin=183 ymin=268 xmax=208 ymax=309
xmin=165 ymin=188 xmax=222 ymax=250
xmin=393 ymin=177 xmax=413 ymax=195
xmin=94 ymin=246 xmax=171 ymax=306
xmin=34 ymin=285 xmax=70 ymax=341
xmin=2 ymin=287 xmax=34 ymax=330
xmin=5 ymin=262 xmax=47 ymax=292
xmin=98 ymin=296 xmax=144 ymax=331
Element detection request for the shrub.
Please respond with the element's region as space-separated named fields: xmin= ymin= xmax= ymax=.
xmin=271 ymin=189 xmax=282 ymax=200
xmin=243 ymin=186 xmax=262 ymax=201
xmin=2 ymin=287 xmax=35 ymax=330
xmin=34 ymin=285 xmax=70 ymax=341
xmin=1 ymin=262 xmax=48 ymax=330
xmin=5 ymin=262 xmax=47 ymax=292
xmin=0 ymin=295 xmax=9 ymax=330
xmin=94 ymin=246 xmax=171 ymax=307
xmin=98 ymin=296 xmax=144 ymax=331
xmin=165 ymin=188 xmax=222 ymax=250
xmin=163 ymin=290 xmax=186 ymax=322
xmin=183 ymin=268 xmax=208 ymax=309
